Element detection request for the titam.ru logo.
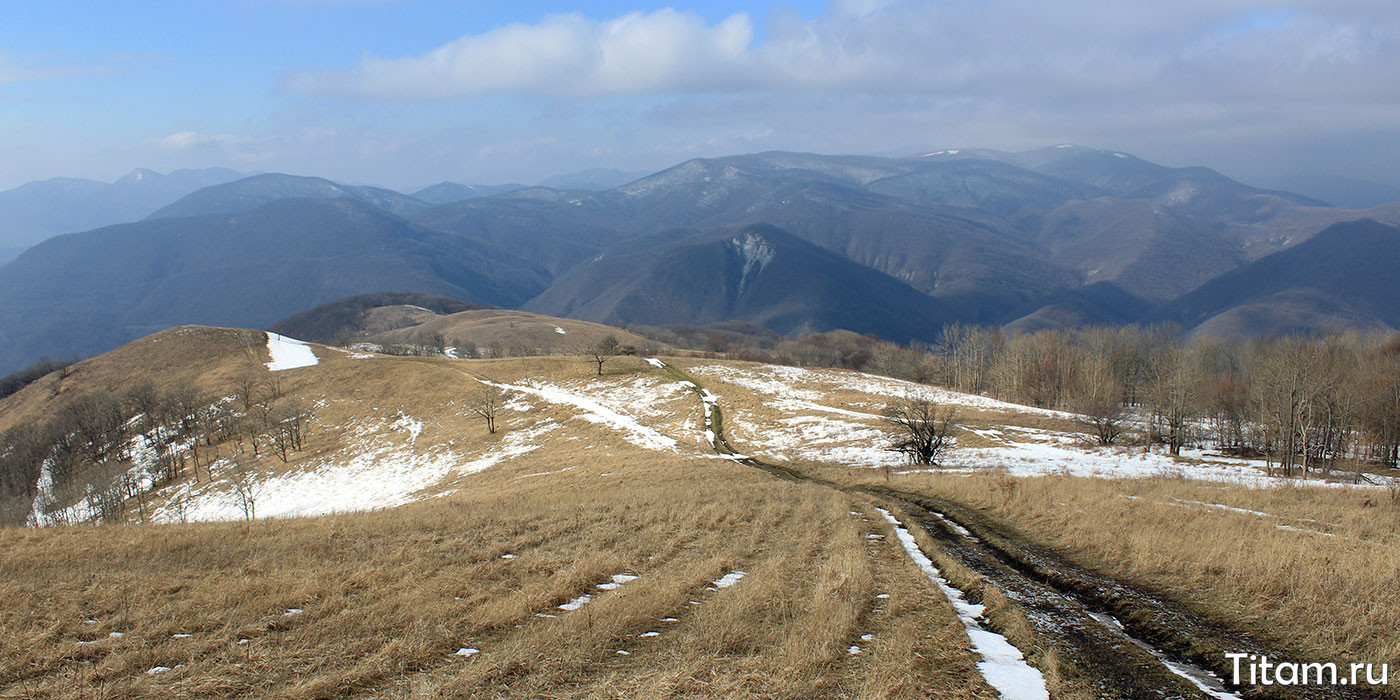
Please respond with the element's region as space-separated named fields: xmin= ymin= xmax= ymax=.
xmin=1227 ymin=653 xmax=1389 ymax=687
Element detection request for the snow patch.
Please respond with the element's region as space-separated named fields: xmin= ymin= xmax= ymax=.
xmin=265 ymin=333 xmax=318 ymax=371
xmin=878 ymin=508 xmax=1049 ymax=700
xmin=485 ymin=380 xmax=677 ymax=452
xmin=152 ymin=419 xmax=559 ymax=522
xmin=711 ymin=570 xmax=747 ymax=588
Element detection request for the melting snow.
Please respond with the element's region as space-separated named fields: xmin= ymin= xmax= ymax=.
xmin=597 ymin=573 xmax=640 ymax=590
xmin=878 ymin=508 xmax=1049 ymax=700
xmin=153 ymin=418 xmax=559 ymax=523
xmin=554 ymin=326 xmax=567 ymax=335
xmin=559 ymin=594 xmax=592 ymax=611
xmin=486 ymin=380 xmax=677 ymax=452
xmin=455 ymin=647 xmax=480 ymax=657
xmin=559 ymin=573 xmax=640 ymax=611
xmin=265 ymin=333 xmax=318 ymax=371
xmin=711 ymin=571 xmax=747 ymax=588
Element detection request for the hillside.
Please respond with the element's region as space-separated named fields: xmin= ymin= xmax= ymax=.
xmin=1151 ymin=218 xmax=1400 ymax=336
xmin=363 ymin=308 xmax=664 ymax=356
xmin=2 ymin=325 xmax=1395 ymax=699
xmin=268 ymin=292 xmax=490 ymax=344
xmin=0 ymin=199 xmax=547 ymax=372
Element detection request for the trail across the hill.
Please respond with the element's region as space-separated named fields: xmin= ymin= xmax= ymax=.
xmin=657 ymin=359 xmax=1384 ymax=700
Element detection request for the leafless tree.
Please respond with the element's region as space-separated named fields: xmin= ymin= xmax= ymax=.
xmin=584 ymin=335 xmax=623 ymax=376
xmin=1144 ymin=345 xmax=1196 ymax=456
xmin=227 ymin=458 xmax=262 ymax=527
xmin=468 ymin=384 xmax=504 ymax=434
xmin=882 ymin=397 xmax=958 ymax=466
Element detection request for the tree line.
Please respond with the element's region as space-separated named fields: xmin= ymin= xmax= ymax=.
xmin=696 ymin=324 xmax=1400 ymax=478
xmin=0 ymin=373 xmax=310 ymax=527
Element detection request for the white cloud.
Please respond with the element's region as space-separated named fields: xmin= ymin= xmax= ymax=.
xmin=283 ymin=1 xmax=1400 ymax=106
xmin=285 ymin=9 xmax=757 ymax=98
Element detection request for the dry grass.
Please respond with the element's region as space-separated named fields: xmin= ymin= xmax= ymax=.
xmin=367 ymin=309 xmax=664 ymax=356
xmin=21 ymin=334 xmax=1394 ymax=698
xmin=887 ymin=471 xmax=1400 ymax=680
xmin=0 ymin=337 xmax=1004 ymax=699
xmin=0 ymin=463 xmax=997 ymax=699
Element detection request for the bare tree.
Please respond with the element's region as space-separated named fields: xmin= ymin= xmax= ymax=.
xmin=882 ymin=397 xmax=958 ymax=466
xmin=1144 ymin=345 xmax=1197 ymax=456
xmin=468 ymin=384 xmax=503 ymax=434
xmin=1071 ymin=340 xmax=1128 ymax=445
xmin=584 ymin=335 xmax=623 ymax=376
xmin=228 ymin=458 xmax=262 ymax=527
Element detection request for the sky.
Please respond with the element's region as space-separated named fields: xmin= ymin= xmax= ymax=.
xmin=1 ymin=0 xmax=1398 ymax=191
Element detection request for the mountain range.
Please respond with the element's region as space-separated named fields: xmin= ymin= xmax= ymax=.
xmin=0 ymin=167 xmax=244 ymax=249
xmin=0 ymin=146 xmax=1397 ymax=372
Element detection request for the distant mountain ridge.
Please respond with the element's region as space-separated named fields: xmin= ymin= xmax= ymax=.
xmin=147 ymin=173 xmax=429 ymax=219
xmin=1149 ymin=218 xmax=1400 ymax=337
xmin=0 ymin=167 xmax=244 ymax=248
xmin=410 ymin=182 xmax=527 ymax=204
xmin=0 ymin=147 xmax=1397 ymax=372
xmin=0 ymin=197 xmax=546 ymax=370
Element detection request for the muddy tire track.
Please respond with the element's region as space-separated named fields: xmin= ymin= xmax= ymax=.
xmin=667 ymin=363 xmax=1389 ymax=700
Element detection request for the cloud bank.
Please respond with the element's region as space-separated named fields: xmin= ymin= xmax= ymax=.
xmin=284 ymin=1 xmax=1400 ymax=108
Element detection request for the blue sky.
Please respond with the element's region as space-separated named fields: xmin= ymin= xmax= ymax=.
xmin=2 ymin=0 xmax=1398 ymax=191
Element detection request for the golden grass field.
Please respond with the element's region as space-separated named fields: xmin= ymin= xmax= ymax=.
xmin=0 ymin=329 xmax=999 ymax=699
xmin=3 ymin=328 xmax=1399 ymax=698
xmin=365 ymin=308 xmax=663 ymax=357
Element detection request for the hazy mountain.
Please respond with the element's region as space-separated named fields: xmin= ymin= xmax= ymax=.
xmin=410 ymin=182 xmax=527 ymax=204
xmin=1249 ymin=173 xmax=1400 ymax=209
xmin=2 ymin=147 xmax=1397 ymax=372
xmin=147 ymin=173 xmax=430 ymax=219
xmin=412 ymin=193 xmax=630 ymax=277
xmin=0 ymin=167 xmax=244 ymax=248
xmin=524 ymin=223 xmax=955 ymax=343
xmin=0 ymin=198 xmax=547 ymax=372
xmin=0 ymin=247 xmax=23 ymax=266
xmin=537 ymin=167 xmax=649 ymax=191
xmin=1149 ymin=218 xmax=1400 ymax=337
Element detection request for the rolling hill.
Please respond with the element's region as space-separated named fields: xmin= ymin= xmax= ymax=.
xmin=268 ymin=292 xmax=491 ymax=344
